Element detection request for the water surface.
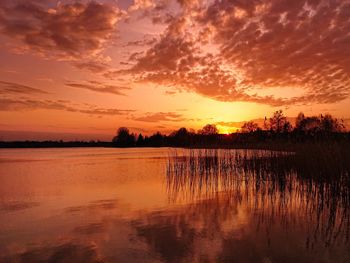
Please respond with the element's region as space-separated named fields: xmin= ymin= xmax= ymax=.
xmin=0 ymin=148 xmax=349 ymax=263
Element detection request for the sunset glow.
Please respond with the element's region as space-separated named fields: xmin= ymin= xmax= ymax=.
xmin=1 ymin=0 xmax=350 ymax=140
xmin=1 ymin=1 xmax=350 ymax=261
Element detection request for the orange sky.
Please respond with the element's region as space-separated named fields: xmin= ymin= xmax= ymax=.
xmin=1 ymin=0 xmax=350 ymax=140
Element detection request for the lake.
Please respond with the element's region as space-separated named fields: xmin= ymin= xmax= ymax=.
xmin=0 ymin=148 xmax=349 ymax=263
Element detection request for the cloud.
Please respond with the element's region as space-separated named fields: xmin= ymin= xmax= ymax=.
xmin=128 ymin=51 xmax=145 ymax=62
xmin=0 ymin=80 xmax=48 ymax=95
xmin=0 ymin=1 xmax=124 ymax=60
xmin=74 ymin=61 xmax=110 ymax=73
xmin=130 ymin=0 xmax=172 ymax=24
xmin=124 ymin=37 xmax=157 ymax=47
xmin=132 ymin=112 xmax=186 ymax=122
xmin=2 ymin=0 xmax=349 ymax=108
xmin=216 ymin=116 xmax=298 ymax=130
xmin=131 ymin=19 xmax=195 ymax=72
xmin=66 ymin=80 xmax=131 ymax=96
xmin=197 ymin=0 xmax=350 ymax=104
xmin=0 ymin=98 xmax=134 ymax=116
xmin=119 ymin=0 xmax=350 ymax=106
xmin=128 ymin=0 xmax=156 ymax=12
xmin=215 ymin=121 xmax=253 ymax=129
xmin=122 ymin=16 xmax=288 ymax=106
xmin=165 ymin=90 xmax=177 ymax=95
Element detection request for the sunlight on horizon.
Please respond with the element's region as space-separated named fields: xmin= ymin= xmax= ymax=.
xmin=0 ymin=0 xmax=349 ymax=139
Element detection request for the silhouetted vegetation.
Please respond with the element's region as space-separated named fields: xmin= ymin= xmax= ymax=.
xmin=166 ymin=147 xmax=350 ymax=248
xmin=112 ymin=127 xmax=136 ymax=147
xmin=110 ymin=110 xmax=349 ymax=149
xmin=1 ymin=110 xmax=348 ymax=149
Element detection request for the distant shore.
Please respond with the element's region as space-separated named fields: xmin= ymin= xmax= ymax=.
xmin=2 ymin=111 xmax=349 ymax=150
xmin=0 ymin=141 xmax=114 ymax=148
xmin=1 ymin=137 xmax=349 ymax=153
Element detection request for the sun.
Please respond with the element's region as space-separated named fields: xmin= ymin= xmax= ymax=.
xmin=217 ymin=125 xmax=239 ymax=135
xmin=218 ymin=126 xmax=237 ymax=135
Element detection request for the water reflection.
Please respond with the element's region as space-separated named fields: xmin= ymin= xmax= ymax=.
xmin=133 ymin=192 xmax=350 ymax=262
xmin=2 ymin=242 xmax=103 ymax=263
xmin=162 ymin=149 xmax=350 ymax=261
xmin=0 ymin=148 xmax=350 ymax=262
xmin=0 ymin=201 xmax=40 ymax=212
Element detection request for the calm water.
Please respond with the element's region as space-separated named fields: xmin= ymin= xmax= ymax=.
xmin=0 ymin=148 xmax=349 ymax=263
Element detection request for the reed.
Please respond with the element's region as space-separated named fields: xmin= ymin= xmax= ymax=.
xmin=167 ymin=143 xmax=350 ymax=191
xmin=166 ymin=144 xmax=350 ymax=247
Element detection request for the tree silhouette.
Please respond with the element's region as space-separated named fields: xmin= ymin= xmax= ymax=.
xmin=320 ymin=114 xmax=345 ymax=133
xmin=148 ymin=132 xmax=165 ymax=146
xmin=295 ymin=114 xmax=321 ymax=135
xmin=295 ymin=112 xmax=345 ymax=136
xmin=113 ymin=127 xmax=135 ymax=147
xmin=269 ymin=110 xmax=291 ymax=133
xmin=169 ymin=128 xmax=192 ymax=146
xmin=136 ymin=133 xmax=144 ymax=146
xmin=198 ymin=124 xmax=218 ymax=135
xmin=295 ymin=112 xmax=306 ymax=129
xmin=241 ymin=121 xmax=259 ymax=133
xmin=104 ymin=110 xmax=349 ymax=148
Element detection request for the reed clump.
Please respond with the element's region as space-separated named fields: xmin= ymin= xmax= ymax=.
xmin=166 ymin=144 xmax=350 ymax=247
xmin=166 ymin=143 xmax=350 ymax=205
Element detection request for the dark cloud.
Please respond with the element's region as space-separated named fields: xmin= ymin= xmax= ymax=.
xmin=132 ymin=112 xmax=185 ymax=122
xmin=0 ymin=1 xmax=123 ymax=60
xmin=66 ymin=80 xmax=131 ymax=96
xmin=2 ymin=0 xmax=349 ymax=107
xmin=0 ymin=98 xmax=134 ymax=116
xmin=198 ymin=0 xmax=350 ymax=104
xmin=124 ymin=37 xmax=157 ymax=47
xmin=133 ymin=0 xmax=173 ymax=24
xmin=131 ymin=20 xmax=195 ymax=72
xmin=123 ymin=16 xmax=288 ymax=106
xmin=128 ymin=126 xmax=149 ymax=133
xmin=122 ymin=0 xmax=350 ymax=106
xmin=74 ymin=61 xmax=110 ymax=73
xmin=128 ymin=51 xmax=145 ymax=61
xmin=0 ymin=80 xmax=48 ymax=95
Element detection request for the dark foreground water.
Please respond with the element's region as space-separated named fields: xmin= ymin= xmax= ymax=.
xmin=0 ymin=148 xmax=349 ymax=263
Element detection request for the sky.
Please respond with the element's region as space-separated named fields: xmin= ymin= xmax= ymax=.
xmin=0 ymin=0 xmax=350 ymax=140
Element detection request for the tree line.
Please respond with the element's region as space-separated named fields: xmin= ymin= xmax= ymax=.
xmin=1 ymin=110 xmax=348 ymax=148
xmin=112 ymin=110 xmax=349 ymax=147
